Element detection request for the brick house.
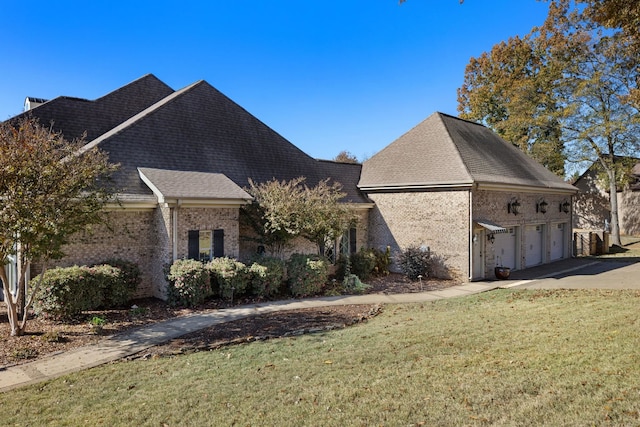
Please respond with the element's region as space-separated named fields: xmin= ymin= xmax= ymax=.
xmin=359 ymin=113 xmax=577 ymax=280
xmin=573 ymin=159 xmax=640 ymax=237
xmin=3 ymin=76 xmax=576 ymax=298
xmin=10 ymin=75 xmax=370 ymax=298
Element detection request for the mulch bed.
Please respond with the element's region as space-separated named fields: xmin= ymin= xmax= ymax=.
xmin=1 ymin=273 xmax=457 ymax=367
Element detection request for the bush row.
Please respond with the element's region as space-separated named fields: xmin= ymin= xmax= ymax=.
xmin=32 ymin=259 xmax=141 ymax=319
xmin=166 ymin=254 xmax=335 ymax=307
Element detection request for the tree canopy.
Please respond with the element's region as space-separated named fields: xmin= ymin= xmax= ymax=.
xmin=458 ymin=0 xmax=640 ymax=246
xmin=0 ymin=117 xmax=117 ymax=336
xmin=242 ymin=177 xmax=356 ymax=258
xmin=333 ymin=151 xmax=360 ymax=164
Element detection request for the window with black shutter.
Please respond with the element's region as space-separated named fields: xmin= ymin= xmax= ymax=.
xmin=188 ymin=230 xmax=219 ymax=261
xmin=213 ymin=229 xmax=224 ymax=258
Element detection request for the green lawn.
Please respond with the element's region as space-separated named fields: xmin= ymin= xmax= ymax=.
xmin=2 ymin=289 xmax=640 ymax=426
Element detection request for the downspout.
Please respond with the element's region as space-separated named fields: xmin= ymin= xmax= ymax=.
xmin=469 ymin=190 xmax=473 ymax=281
xmin=172 ymin=200 xmax=181 ymax=261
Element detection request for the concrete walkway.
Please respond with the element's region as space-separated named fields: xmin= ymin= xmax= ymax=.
xmin=0 ymin=256 xmax=610 ymax=392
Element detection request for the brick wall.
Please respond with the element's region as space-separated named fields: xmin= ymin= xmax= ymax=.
xmin=54 ymin=209 xmax=159 ymax=297
xmin=473 ymin=190 xmax=573 ymax=273
xmin=51 ymin=206 xmax=243 ymax=300
xmin=366 ymin=189 xmax=574 ymax=281
xmin=473 ymin=190 xmax=571 ymax=226
xmin=366 ymin=190 xmax=470 ymax=278
xmin=175 ymin=207 xmax=241 ymax=260
xmin=619 ymin=191 xmax=640 ymax=236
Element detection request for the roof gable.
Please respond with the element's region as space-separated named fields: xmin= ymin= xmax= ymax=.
xmin=360 ymin=112 xmax=576 ymax=193
xmin=138 ymin=167 xmax=252 ymax=204
xmin=359 ymin=113 xmax=472 ymax=190
xmin=18 ymin=74 xmax=174 ymax=142
xmin=85 ymin=80 xmax=330 ymax=196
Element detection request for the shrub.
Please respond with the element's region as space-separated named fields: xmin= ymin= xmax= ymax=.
xmin=332 ymin=254 xmax=370 ymax=295
xmin=32 ymin=265 xmax=119 ymax=319
xmin=395 ymin=246 xmax=451 ymax=280
xmin=100 ymin=259 xmax=141 ymax=307
xmin=396 ymin=246 xmax=431 ymax=281
xmin=166 ymin=259 xmax=211 ymax=307
xmin=350 ymin=249 xmax=377 ymax=281
xmin=334 ymin=254 xmax=350 ymax=281
xmin=427 ymin=253 xmax=451 ymax=280
xmin=249 ymin=257 xmax=285 ymax=298
xmin=372 ymin=246 xmax=392 ymax=276
xmin=286 ymin=254 xmax=329 ymax=297
xmin=342 ymin=274 xmax=370 ymax=294
xmin=207 ymin=257 xmax=250 ymax=300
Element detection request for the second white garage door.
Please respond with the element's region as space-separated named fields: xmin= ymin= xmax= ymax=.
xmin=525 ymin=224 xmax=544 ymax=267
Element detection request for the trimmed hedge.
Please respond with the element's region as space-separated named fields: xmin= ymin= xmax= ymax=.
xmin=207 ymin=257 xmax=250 ymax=300
xmin=96 ymin=259 xmax=141 ymax=307
xmin=32 ymin=264 xmax=122 ymax=319
xmin=286 ymin=254 xmax=329 ymax=297
xmin=249 ymin=257 xmax=285 ymax=298
xmin=166 ymin=259 xmax=211 ymax=307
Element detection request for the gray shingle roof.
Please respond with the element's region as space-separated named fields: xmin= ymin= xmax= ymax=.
xmin=138 ymin=167 xmax=252 ymax=202
xmin=14 ymin=75 xmax=370 ymax=204
xmin=315 ymin=160 xmax=371 ymax=204
xmin=359 ymin=112 xmax=577 ymax=193
xmin=16 ymin=74 xmax=174 ymax=142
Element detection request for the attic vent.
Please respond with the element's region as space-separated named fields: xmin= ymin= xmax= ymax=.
xmin=24 ymin=97 xmax=48 ymax=112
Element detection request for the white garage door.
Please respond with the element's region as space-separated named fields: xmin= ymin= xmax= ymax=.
xmin=525 ymin=224 xmax=544 ymax=267
xmin=493 ymin=227 xmax=517 ymax=269
xmin=550 ymin=222 xmax=566 ymax=261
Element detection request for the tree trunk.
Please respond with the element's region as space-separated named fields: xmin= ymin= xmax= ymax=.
xmin=607 ymin=168 xmax=622 ymax=246
xmin=0 ymin=268 xmax=22 ymax=337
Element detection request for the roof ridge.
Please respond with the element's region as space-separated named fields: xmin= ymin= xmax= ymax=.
xmin=77 ymin=80 xmax=204 ymax=155
xmin=434 ymin=113 xmax=475 ymax=182
xmin=94 ymin=74 xmax=171 ymax=103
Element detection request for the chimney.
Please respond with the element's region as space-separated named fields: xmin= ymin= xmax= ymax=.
xmin=24 ymin=97 xmax=49 ymax=111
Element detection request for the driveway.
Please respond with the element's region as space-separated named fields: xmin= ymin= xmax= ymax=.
xmin=506 ymin=259 xmax=640 ymax=290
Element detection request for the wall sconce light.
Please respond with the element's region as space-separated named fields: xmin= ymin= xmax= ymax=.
xmin=487 ymin=233 xmax=495 ymax=244
xmin=507 ymin=198 xmax=521 ymax=215
xmin=560 ymin=200 xmax=571 ymax=214
xmin=536 ymin=198 xmax=548 ymax=214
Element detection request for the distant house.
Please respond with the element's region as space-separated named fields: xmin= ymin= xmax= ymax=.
xmin=359 ymin=113 xmax=577 ymax=280
xmin=3 ymin=76 xmax=578 ymax=298
xmin=573 ymin=159 xmax=640 ymax=237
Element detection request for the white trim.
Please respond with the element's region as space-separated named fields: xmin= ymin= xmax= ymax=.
xmin=358 ymin=183 xmax=473 ymax=192
xmin=475 ymin=182 xmax=577 ymax=195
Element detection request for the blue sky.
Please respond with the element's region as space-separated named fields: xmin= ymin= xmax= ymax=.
xmin=1 ymin=1 xmax=551 ymax=161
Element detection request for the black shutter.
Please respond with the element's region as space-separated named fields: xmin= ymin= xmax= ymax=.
xmin=349 ymin=227 xmax=357 ymax=255
xmin=213 ymin=229 xmax=224 ymax=258
xmin=188 ymin=230 xmax=199 ymax=260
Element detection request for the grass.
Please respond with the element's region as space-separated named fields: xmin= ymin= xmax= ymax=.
xmin=2 ymin=289 xmax=640 ymax=426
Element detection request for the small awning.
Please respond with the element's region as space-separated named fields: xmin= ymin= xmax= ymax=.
xmin=474 ymin=219 xmax=508 ymax=234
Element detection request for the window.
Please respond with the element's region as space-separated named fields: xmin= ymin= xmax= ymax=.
xmin=188 ymin=229 xmax=224 ymax=261
xmin=339 ymin=227 xmax=357 ymax=256
xmin=323 ymin=227 xmax=357 ymax=263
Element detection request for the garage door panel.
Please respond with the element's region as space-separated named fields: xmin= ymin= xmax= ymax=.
xmin=550 ymin=223 xmax=566 ymax=261
xmin=525 ymin=225 xmax=543 ymax=267
xmin=493 ymin=228 xmax=517 ymax=269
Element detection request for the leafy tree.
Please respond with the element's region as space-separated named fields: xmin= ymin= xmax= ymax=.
xmin=580 ymin=0 xmax=640 ymax=105
xmin=458 ymin=34 xmax=566 ymax=176
xmin=298 ymin=178 xmax=356 ymax=254
xmin=547 ymin=0 xmax=640 ymax=246
xmin=333 ymin=150 xmax=360 ymax=164
xmin=242 ymin=177 xmax=307 ymax=258
xmin=0 ymin=117 xmax=117 ymax=336
xmin=458 ymin=0 xmax=640 ymax=246
xmin=243 ymin=177 xmax=355 ymax=258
